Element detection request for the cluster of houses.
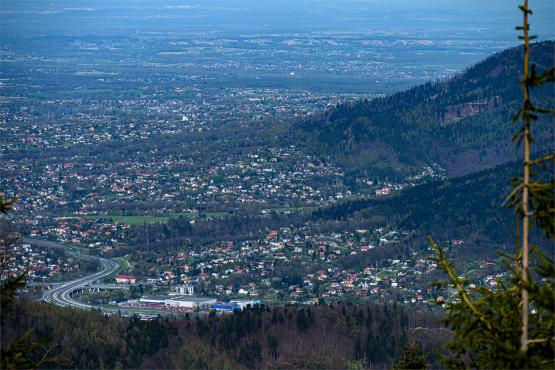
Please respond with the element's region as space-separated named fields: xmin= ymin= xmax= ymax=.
xmin=1 ymin=240 xmax=79 ymax=282
xmin=1 ymin=81 xmax=350 ymax=156
xmin=374 ymin=165 xmax=445 ymax=196
xmin=1 ymin=79 xmax=356 ymax=221
xmin=1 ymin=230 xmax=504 ymax=312
xmin=5 ymin=151 xmax=445 ymax=265
xmin=27 ymin=218 xmax=130 ymax=252
xmin=3 ymin=144 xmax=352 ymax=231
xmin=120 ymin=226 xmax=499 ymax=306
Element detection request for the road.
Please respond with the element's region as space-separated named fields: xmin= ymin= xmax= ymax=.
xmin=23 ymin=237 xmax=120 ymax=309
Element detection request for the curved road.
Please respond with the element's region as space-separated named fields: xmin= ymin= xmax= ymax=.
xmin=23 ymin=238 xmax=120 ymax=309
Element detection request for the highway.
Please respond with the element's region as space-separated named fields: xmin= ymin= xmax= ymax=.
xmin=23 ymin=237 xmax=120 ymax=309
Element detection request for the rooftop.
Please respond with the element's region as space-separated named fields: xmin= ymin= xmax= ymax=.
xmin=166 ymin=296 xmax=216 ymax=303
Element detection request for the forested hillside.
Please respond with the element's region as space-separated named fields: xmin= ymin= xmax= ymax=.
xmin=298 ymin=156 xmax=554 ymax=304
xmin=297 ymin=41 xmax=554 ymax=179
xmin=3 ymin=301 xmax=445 ymax=369
xmin=314 ymin=160 xmax=551 ymax=262
xmin=315 ymin=161 xmax=518 ymax=243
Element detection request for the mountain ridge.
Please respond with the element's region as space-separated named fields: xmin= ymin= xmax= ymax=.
xmin=296 ymin=40 xmax=555 ymax=180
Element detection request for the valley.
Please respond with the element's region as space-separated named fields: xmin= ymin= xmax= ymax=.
xmin=1 ymin=1 xmax=554 ymax=368
xmin=4 ymin=42 xmax=552 ymax=310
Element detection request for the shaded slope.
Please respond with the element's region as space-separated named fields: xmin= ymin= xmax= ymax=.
xmin=314 ymin=160 xmax=552 ymax=259
xmin=314 ymin=161 xmax=516 ymax=245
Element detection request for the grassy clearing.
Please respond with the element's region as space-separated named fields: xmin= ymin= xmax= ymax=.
xmin=62 ymin=211 xmax=231 ymax=225
xmin=61 ymin=207 xmax=315 ymax=226
xmin=113 ymin=257 xmax=133 ymax=273
xmin=83 ymin=213 xmax=191 ymax=225
xmin=262 ymin=206 xmax=316 ymax=214
xmin=204 ymin=211 xmax=229 ymax=218
xmin=63 ymin=88 xmax=114 ymax=94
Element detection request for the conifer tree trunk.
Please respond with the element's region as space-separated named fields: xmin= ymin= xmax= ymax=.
xmin=519 ymin=0 xmax=530 ymax=353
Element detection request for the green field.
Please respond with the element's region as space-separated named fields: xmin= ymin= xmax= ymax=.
xmin=262 ymin=206 xmax=316 ymax=214
xmin=63 ymin=211 xmax=233 ymax=225
xmin=61 ymin=208 xmax=315 ymax=226
xmin=81 ymin=213 xmax=192 ymax=225
xmin=63 ymin=88 xmax=115 ymax=94
xmin=204 ymin=211 xmax=229 ymax=218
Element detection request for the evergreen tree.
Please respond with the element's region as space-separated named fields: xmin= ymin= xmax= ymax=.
xmin=1 ymin=197 xmax=56 ymax=369
xmin=430 ymin=2 xmax=554 ymax=368
xmin=353 ymin=334 xmax=363 ymax=361
xmin=393 ymin=344 xmax=428 ymax=370
xmin=267 ymin=334 xmax=279 ymax=360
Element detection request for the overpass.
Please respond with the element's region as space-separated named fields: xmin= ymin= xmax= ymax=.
xmin=23 ymin=238 xmax=120 ymax=309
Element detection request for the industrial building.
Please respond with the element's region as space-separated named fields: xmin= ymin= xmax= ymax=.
xmin=209 ymin=299 xmax=262 ymax=312
xmin=139 ymin=296 xmax=167 ymax=305
xmin=139 ymin=295 xmax=216 ymax=309
xmin=210 ymin=304 xmax=240 ymax=312
xmin=230 ymin=299 xmax=261 ymax=309
xmin=165 ymin=296 xmax=217 ymax=309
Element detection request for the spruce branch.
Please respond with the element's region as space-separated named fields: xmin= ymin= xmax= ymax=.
xmin=428 ymin=237 xmax=493 ymax=331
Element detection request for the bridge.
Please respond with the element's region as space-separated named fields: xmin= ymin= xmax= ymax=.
xmin=23 ymin=238 xmax=120 ymax=309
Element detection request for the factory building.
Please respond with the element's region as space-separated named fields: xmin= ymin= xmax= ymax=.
xmin=210 ymin=304 xmax=240 ymax=312
xmin=230 ymin=299 xmax=261 ymax=309
xmin=140 ymin=295 xmax=216 ymax=309
xmin=139 ymin=296 xmax=167 ymax=305
xmin=165 ymin=296 xmax=217 ymax=309
xmin=209 ymin=299 xmax=262 ymax=312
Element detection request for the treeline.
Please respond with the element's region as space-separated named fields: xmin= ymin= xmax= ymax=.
xmin=296 ymin=41 xmax=554 ymax=179
xmin=2 ymin=300 xmax=446 ymax=369
xmin=2 ymin=301 xmax=176 ymax=369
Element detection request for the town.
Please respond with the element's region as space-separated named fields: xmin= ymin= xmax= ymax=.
xmin=5 ymin=223 xmax=506 ymax=317
xmin=1 ymin=26 xmax=508 ymax=314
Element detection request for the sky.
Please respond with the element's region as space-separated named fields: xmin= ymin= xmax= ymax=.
xmin=1 ymin=0 xmax=554 ymax=41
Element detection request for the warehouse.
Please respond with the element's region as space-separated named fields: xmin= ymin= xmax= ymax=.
xmin=230 ymin=299 xmax=261 ymax=309
xmin=165 ymin=296 xmax=217 ymax=309
xmin=210 ymin=304 xmax=240 ymax=312
xmin=139 ymin=296 xmax=167 ymax=305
